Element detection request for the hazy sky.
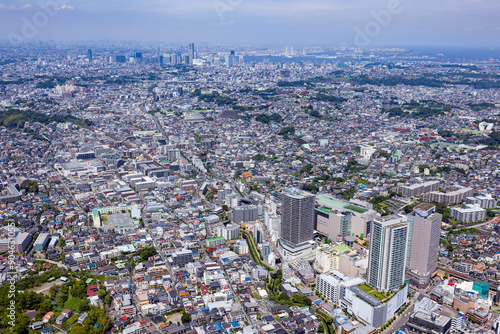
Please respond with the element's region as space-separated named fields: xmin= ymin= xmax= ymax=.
xmin=1 ymin=0 xmax=499 ymax=47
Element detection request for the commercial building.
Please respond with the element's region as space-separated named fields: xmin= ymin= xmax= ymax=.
xmin=342 ymin=283 xmax=408 ymax=328
xmin=367 ymin=214 xmax=408 ymax=291
xmin=407 ymin=203 xmax=442 ymax=287
xmin=316 ymin=196 xmax=378 ymax=238
xmin=315 ymin=207 xmax=351 ymax=239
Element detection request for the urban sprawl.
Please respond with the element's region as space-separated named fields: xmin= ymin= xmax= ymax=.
xmin=2 ymin=43 xmax=500 ymax=334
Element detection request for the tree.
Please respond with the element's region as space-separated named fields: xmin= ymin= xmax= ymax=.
xmin=84 ymin=307 xmax=112 ymax=334
xmin=318 ymin=324 xmax=325 ymax=333
xmin=139 ymin=246 xmax=158 ymax=261
xmin=12 ymin=314 xmax=30 ymax=334
xmin=78 ymin=299 xmax=91 ymax=313
xmin=70 ymin=324 xmax=88 ymax=334
xmin=98 ymin=288 xmax=107 ymax=299
xmin=279 ymin=292 xmax=290 ymax=301
xmin=278 ymin=126 xmax=295 ymax=136
xmin=181 ymin=311 xmax=191 ymax=323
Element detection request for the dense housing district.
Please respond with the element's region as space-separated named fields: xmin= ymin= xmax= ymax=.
xmin=1 ymin=43 xmax=500 ymax=334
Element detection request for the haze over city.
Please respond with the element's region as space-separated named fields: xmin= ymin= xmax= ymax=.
xmin=1 ymin=1 xmax=500 ymax=334
xmin=0 ymin=0 xmax=499 ymax=47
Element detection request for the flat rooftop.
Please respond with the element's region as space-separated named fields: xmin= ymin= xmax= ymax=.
xmin=106 ymin=213 xmax=134 ymax=228
xmin=317 ymin=196 xmax=367 ymax=213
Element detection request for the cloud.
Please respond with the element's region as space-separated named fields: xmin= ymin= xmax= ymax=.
xmin=218 ymin=20 xmax=235 ymax=26
xmin=58 ymin=5 xmax=74 ymax=10
xmin=0 ymin=4 xmax=20 ymax=10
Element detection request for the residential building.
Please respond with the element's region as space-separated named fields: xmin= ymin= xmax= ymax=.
xmin=367 ymin=214 xmax=408 ymax=291
xmin=450 ymin=204 xmax=486 ymax=223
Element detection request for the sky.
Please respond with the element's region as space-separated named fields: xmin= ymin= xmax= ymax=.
xmin=0 ymin=0 xmax=499 ymax=48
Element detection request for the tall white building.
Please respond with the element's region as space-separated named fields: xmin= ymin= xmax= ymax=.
xmin=218 ymin=224 xmax=240 ymax=240
xmin=315 ymin=270 xmax=364 ymax=305
xmin=367 ymin=214 xmax=408 ymax=291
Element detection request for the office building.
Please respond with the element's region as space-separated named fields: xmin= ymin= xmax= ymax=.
xmin=280 ymin=189 xmax=315 ymax=246
xmin=407 ymin=203 xmax=442 ymax=288
xmin=367 ymin=214 xmax=408 ymax=291
xmin=87 ymin=49 xmax=92 ymax=62
xmin=225 ymin=50 xmax=237 ymax=68
xmin=188 ymin=43 xmax=195 ymax=64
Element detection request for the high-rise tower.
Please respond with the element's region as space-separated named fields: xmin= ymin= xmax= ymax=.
xmin=407 ymin=203 xmax=442 ymax=287
xmin=367 ymin=214 xmax=408 ymax=291
xmin=280 ymin=189 xmax=315 ymax=246
xmin=188 ymin=43 xmax=195 ymax=64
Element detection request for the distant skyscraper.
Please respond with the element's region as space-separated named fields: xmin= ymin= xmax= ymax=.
xmin=225 ymin=50 xmax=237 ymax=68
xmin=87 ymin=49 xmax=92 ymax=62
xmin=367 ymin=214 xmax=408 ymax=291
xmin=188 ymin=43 xmax=195 ymax=64
xmin=280 ymin=189 xmax=315 ymax=246
xmin=407 ymin=203 xmax=442 ymax=287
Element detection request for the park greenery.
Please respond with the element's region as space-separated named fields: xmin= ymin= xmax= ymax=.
xmin=0 ymin=267 xmax=112 ymax=334
xmin=255 ymin=113 xmax=283 ymax=124
xmin=0 ymin=109 xmax=93 ymax=129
